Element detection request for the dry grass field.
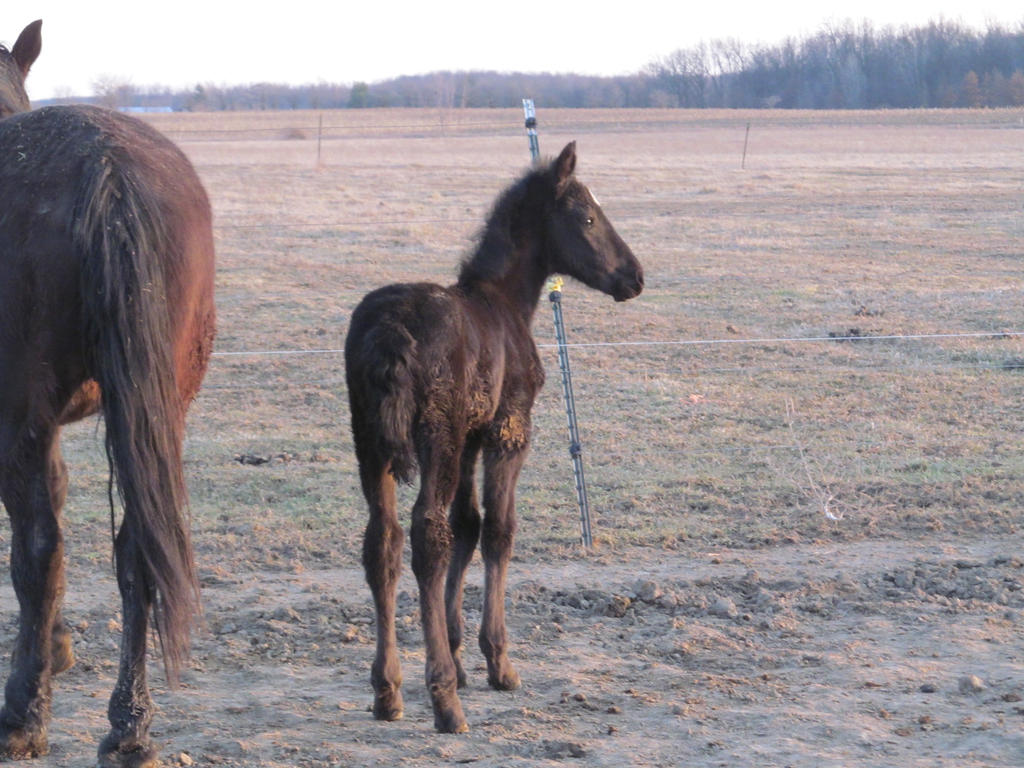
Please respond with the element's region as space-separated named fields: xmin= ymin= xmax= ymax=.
xmin=2 ymin=107 xmax=1023 ymax=766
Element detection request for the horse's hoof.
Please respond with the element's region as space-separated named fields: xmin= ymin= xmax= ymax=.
xmin=97 ymin=734 xmax=159 ymax=768
xmin=0 ymin=722 xmax=49 ymax=759
xmin=372 ymin=689 xmax=404 ymax=722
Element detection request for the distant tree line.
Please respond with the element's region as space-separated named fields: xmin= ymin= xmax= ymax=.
xmin=72 ymin=19 xmax=1024 ymax=111
xmin=645 ymin=19 xmax=1024 ymax=108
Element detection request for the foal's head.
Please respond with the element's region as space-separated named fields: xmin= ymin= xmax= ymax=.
xmin=0 ymin=20 xmax=41 ymax=119
xmin=543 ymin=142 xmax=644 ymax=302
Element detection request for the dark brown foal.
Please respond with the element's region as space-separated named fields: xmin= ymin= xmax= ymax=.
xmin=346 ymin=142 xmax=643 ymax=732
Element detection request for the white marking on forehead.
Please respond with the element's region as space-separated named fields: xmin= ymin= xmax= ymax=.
xmin=583 ymin=185 xmax=602 ymax=207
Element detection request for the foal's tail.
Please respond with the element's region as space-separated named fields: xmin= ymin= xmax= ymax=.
xmin=74 ymin=155 xmax=198 ymax=683
xmin=345 ymin=298 xmax=418 ymax=484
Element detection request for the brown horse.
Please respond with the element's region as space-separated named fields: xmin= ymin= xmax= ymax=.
xmin=345 ymin=142 xmax=643 ymax=732
xmin=0 ymin=21 xmax=215 ymax=766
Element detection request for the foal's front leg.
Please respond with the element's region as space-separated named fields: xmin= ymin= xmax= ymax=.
xmin=479 ymin=447 xmax=528 ymax=691
xmin=411 ymin=444 xmax=467 ymax=733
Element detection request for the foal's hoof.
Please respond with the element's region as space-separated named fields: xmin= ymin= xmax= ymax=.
xmin=433 ymin=706 xmax=469 ymax=734
xmin=487 ymin=663 xmax=521 ymax=691
xmin=430 ymin=691 xmax=469 ymax=734
xmin=0 ymin=723 xmax=49 ymax=760
xmin=454 ymin=658 xmax=469 ymax=689
xmin=97 ymin=734 xmax=159 ymax=768
xmin=372 ymin=688 xmax=404 ymax=722
xmin=50 ymin=630 xmax=76 ymax=675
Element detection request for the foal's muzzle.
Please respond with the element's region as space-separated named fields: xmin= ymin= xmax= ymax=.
xmin=612 ymin=266 xmax=644 ymax=301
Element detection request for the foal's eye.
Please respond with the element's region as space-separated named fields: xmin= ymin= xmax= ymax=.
xmin=585 ymin=216 xmax=594 ymax=227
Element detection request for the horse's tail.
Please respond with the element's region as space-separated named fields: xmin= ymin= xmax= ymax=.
xmin=74 ymin=153 xmax=198 ymax=684
xmin=345 ymin=303 xmax=418 ymax=484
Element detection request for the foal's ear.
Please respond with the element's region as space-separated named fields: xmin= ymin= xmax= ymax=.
xmin=553 ymin=141 xmax=577 ymax=190
xmin=12 ymin=19 xmax=42 ymax=77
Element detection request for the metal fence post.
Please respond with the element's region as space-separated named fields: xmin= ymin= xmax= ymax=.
xmin=522 ymin=98 xmax=540 ymax=162
xmin=522 ymin=99 xmax=594 ymax=549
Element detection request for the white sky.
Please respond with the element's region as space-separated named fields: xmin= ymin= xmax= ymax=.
xmin=9 ymin=1 xmax=1024 ymax=100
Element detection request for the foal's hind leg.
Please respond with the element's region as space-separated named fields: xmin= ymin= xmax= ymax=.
xmin=0 ymin=424 xmax=67 ymax=759
xmin=478 ymin=447 xmax=528 ymax=691
xmin=97 ymin=526 xmax=158 ymax=768
xmin=359 ymin=459 xmax=405 ymax=721
xmin=444 ymin=437 xmax=482 ymax=688
xmin=411 ymin=436 xmax=468 ymax=733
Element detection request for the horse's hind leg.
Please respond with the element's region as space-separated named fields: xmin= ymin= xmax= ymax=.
xmin=444 ymin=437 xmax=482 ymax=688
xmin=0 ymin=423 xmax=67 ymax=759
xmin=8 ymin=434 xmax=75 ymax=676
xmin=359 ymin=457 xmax=405 ymax=721
xmin=478 ymin=447 xmax=528 ymax=691
xmin=47 ymin=441 xmax=75 ymax=676
xmin=97 ymin=525 xmax=158 ymax=768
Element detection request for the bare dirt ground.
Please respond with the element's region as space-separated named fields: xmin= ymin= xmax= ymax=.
xmin=2 ymin=108 xmax=1023 ymax=766
xmin=5 ymin=531 xmax=1023 ymax=767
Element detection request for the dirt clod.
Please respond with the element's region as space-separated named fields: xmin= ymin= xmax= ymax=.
xmin=958 ymin=675 xmax=985 ymax=695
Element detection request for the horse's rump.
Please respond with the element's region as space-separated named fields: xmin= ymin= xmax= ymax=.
xmin=0 ymin=104 xmax=214 ymax=681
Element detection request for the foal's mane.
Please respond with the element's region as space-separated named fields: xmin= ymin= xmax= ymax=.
xmin=457 ymin=161 xmax=554 ymax=288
